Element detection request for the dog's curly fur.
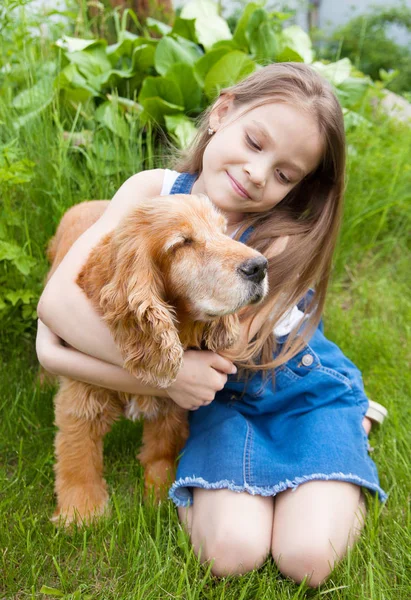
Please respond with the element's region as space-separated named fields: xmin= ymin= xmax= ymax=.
xmin=47 ymin=193 xmax=267 ymax=525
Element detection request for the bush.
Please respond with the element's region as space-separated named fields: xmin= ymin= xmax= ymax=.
xmin=316 ymin=5 xmax=411 ymax=94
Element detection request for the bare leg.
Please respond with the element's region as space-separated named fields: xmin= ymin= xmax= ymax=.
xmin=53 ymin=379 xmax=123 ymax=526
xmin=178 ymin=488 xmax=274 ymax=577
xmin=271 ymin=480 xmax=366 ymax=587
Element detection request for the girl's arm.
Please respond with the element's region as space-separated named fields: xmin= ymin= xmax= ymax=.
xmin=37 ymin=169 xmax=164 ymax=365
xmin=36 ymin=320 xmax=237 ymax=408
xmin=36 ymin=319 xmax=168 ymax=395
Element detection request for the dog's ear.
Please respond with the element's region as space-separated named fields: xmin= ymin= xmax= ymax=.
xmin=203 ymin=314 xmax=241 ymax=352
xmin=100 ymin=232 xmax=183 ymax=388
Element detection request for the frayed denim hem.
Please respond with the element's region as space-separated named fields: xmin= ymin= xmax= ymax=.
xmin=168 ymin=473 xmax=388 ymax=507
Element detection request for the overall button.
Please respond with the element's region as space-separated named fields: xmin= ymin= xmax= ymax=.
xmin=301 ymin=354 xmax=314 ymax=367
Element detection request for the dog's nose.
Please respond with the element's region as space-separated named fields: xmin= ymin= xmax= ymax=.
xmin=238 ymin=256 xmax=268 ymax=284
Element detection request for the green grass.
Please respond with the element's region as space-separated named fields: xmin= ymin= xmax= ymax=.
xmin=1 ymin=13 xmax=411 ymax=598
xmin=1 ymin=257 xmax=410 ymax=598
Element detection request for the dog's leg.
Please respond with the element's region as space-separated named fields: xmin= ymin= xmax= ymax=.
xmin=52 ymin=379 xmax=123 ymax=526
xmin=138 ymin=403 xmax=189 ymax=503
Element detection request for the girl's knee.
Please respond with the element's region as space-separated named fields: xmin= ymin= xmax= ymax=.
xmin=272 ymin=537 xmax=338 ymax=587
xmin=193 ymin=526 xmax=270 ymax=576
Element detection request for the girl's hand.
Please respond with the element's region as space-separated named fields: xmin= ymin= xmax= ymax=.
xmin=167 ymin=350 xmax=237 ymax=411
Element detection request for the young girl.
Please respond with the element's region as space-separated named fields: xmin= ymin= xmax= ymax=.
xmin=36 ymin=63 xmax=387 ymax=587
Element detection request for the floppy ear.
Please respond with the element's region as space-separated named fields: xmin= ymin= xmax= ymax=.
xmin=203 ymin=314 xmax=241 ymax=352
xmin=99 ymin=232 xmax=184 ymax=388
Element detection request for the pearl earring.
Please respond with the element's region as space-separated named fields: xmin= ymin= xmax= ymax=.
xmin=207 ymin=127 xmax=214 ymax=135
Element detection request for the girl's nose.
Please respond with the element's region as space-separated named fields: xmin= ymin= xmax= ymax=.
xmin=244 ymin=162 xmax=267 ymax=188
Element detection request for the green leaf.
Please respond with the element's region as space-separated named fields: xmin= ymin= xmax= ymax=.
xmin=180 ymin=0 xmax=232 ymax=50
xmin=312 ymin=58 xmax=353 ymax=86
xmin=204 ymin=51 xmax=256 ymax=100
xmin=55 ymin=36 xmax=102 ymax=53
xmin=165 ymin=114 xmax=197 ymax=148
xmin=0 ymin=241 xmax=36 ymax=275
xmin=276 ymin=26 xmax=314 ymax=63
xmin=233 ymin=2 xmax=264 ymax=51
xmin=5 ymin=289 xmax=36 ymax=306
xmin=95 ymin=102 xmax=130 ymax=140
xmin=336 ymin=77 xmax=370 ymax=108
xmin=107 ymin=95 xmax=142 ymax=114
xmin=195 ymin=16 xmax=232 ymax=51
xmin=166 ymin=64 xmax=202 ymax=112
xmin=130 ymin=43 xmax=156 ymax=72
xmin=343 ymin=108 xmax=371 ymax=131
xmin=194 ymin=48 xmax=230 ymax=85
xmin=67 ymin=45 xmax=112 ymax=90
xmin=180 ymin=0 xmax=218 ymax=19
xmin=140 ymin=98 xmax=184 ymax=127
xmin=154 ymin=36 xmax=202 ymax=76
xmin=246 ymin=9 xmax=279 ymax=62
xmin=12 ymin=79 xmax=54 ymax=111
xmin=139 ymin=76 xmax=184 ymax=108
xmin=171 ymin=17 xmax=198 ymax=43
xmin=106 ymin=31 xmax=140 ymax=65
xmin=145 ymin=17 xmax=172 ymax=36
xmin=56 ymin=64 xmax=100 ymax=102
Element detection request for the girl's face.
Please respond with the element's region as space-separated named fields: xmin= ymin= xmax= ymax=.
xmin=192 ymin=98 xmax=324 ymax=226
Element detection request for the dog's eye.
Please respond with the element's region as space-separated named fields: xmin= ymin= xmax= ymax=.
xmin=182 ymin=237 xmax=193 ymax=246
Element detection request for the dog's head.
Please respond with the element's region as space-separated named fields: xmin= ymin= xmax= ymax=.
xmin=134 ymin=193 xmax=268 ymax=320
xmin=100 ymin=193 xmax=268 ymax=387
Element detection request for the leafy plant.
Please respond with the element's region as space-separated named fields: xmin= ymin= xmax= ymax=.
xmin=7 ymin=0 xmax=374 ymax=150
xmin=0 ymin=144 xmax=38 ymax=328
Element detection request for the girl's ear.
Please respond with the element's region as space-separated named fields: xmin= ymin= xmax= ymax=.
xmin=209 ymin=93 xmax=236 ymax=131
xmin=100 ymin=232 xmax=184 ymax=388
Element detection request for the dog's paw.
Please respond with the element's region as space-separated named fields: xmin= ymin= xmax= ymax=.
xmin=52 ymin=486 xmax=109 ymax=527
xmin=143 ymin=459 xmax=175 ymax=504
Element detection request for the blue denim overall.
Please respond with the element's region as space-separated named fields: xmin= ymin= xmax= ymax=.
xmin=167 ymin=172 xmax=386 ymax=506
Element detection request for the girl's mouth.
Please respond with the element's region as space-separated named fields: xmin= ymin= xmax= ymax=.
xmin=227 ymin=172 xmax=251 ymax=199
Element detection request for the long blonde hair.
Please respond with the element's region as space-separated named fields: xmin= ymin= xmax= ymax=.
xmin=174 ymin=63 xmax=346 ymax=371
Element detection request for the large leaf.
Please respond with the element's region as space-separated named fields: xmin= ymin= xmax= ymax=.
xmin=95 ymin=101 xmax=130 ymax=140
xmin=194 ymin=48 xmax=230 ymax=85
xmin=312 ymin=58 xmax=353 ymax=86
xmin=204 ymin=51 xmax=256 ymax=100
xmin=276 ymin=26 xmax=314 ymax=63
xmin=106 ymin=31 xmax=140 ymax=65
xmin=233 ymin=2 xmax=264 ymax=51
xmin=139 ymin=76 xmax=184 ymax=108
xmin=66 ymin=45 xmax=112 ymax=90
xmin=171 ymin=18 xmax=198 ymax=43
xmin=12 ymin=78 xmax=54 ymax=111
xmin=165 ymin=114 xmax=197 ymax=148
xmin=154 ymin=36 xmax=202 ymax=76
xmin=12 ymin=102 xmax=52 ymax=130
xmin=145 ymin=17 xmax=172 ymax=36
xmin=55 ymin=36 xmax=103 ymax=53
xmin=246 ymin=9 xmax=279 ymax=62
xmin=336 ymin=77 xmax=370 ymax=108
xmin=180 ymin=0 xmax=232 ymax=51
xmin=166 ymin=64 xmax=202 ymax=112
xmin=56 ymin=63 xmax=100 ymax=102
xmin=180 ymin=0 xmax=218 ymax=18
xmin=140 ymin=98 xmax=184 ymax=126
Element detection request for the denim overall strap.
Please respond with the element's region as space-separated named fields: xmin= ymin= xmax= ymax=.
xmin=239 ymin=226 xmax=254 ymax=245
xmin=170 ymin=172 xmax=198 ymax=195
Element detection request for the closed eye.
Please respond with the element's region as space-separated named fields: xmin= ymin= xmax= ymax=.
xmin=245 ymin=134 xmax=261 ymax=151
xmin=164 ymin=236 xmax=194 ymax=253
xmin=275 ymin=169 xmax=291 ymax=185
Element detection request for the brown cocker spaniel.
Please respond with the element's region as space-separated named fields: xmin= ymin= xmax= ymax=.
xmin=47 ymin=193 xmax=268 ymax=525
